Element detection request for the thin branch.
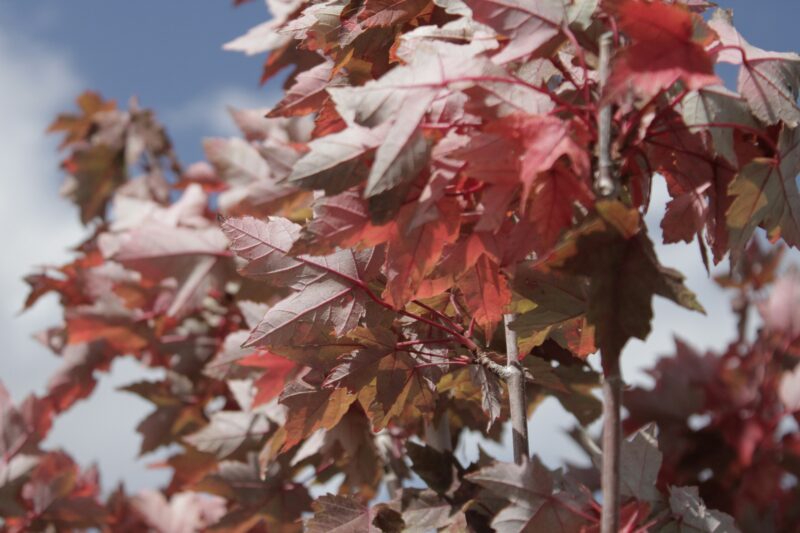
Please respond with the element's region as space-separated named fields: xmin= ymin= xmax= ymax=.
xmin=413 ymin=361 xmax=469 ymax=370
xmin=595 ymin=32 xmax=617 ymax=198
xmin=597 ymin=31 xmax=622 ymax=533
xmin=601 ymin=371 xmax=623 ymax=533
xmin=395 ymin=338 xmax=454 ymax=348
xmin=504 ymin=313 xmax=529 ymax=464
xmin=476 ymin=350 xmax=514 ymax=379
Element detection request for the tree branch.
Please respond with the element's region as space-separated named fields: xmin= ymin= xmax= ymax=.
xmin=597 ymin=30 xmax=622 ymax=533
xmin=595 ymin=31 xmax=617 ymax=198
xmin=503 ymin=313 xmax=529 ymax=464
xmin=601 ymin=369 xmax=623 ymax=533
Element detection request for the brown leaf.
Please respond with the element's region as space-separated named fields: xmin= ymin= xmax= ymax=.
xmin=279 ymin=381 xmax=356 ymax=451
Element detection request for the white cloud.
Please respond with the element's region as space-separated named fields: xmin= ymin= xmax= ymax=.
xmin=0 ymin=16 xmax=166 ymax=493
xmin=0 ymin=15 xmax=84 ymax=398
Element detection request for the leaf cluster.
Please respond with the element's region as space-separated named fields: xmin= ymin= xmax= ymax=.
xmin=4 ymin=0 xmax=800 ymax=531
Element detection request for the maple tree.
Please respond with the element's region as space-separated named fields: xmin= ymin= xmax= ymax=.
xmin=3 ymin=0 xmax=800 ymax=531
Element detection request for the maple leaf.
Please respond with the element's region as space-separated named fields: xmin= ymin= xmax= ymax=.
xmin=322 ymin=327 xmax=398 ymax=391
xmin=279 ymin=380 xmax=357 ymax=451
xmin=607 ymin=0 xmax=718 ymax=99
xmin=61 ymin=145 xmax=126 ymax=224
xmin=285 ymin=410 xmax=384 ymax=499
xmin=203 ymin=331 xmax=257 ymax=381
xmin=306 ymin=494 xmax=404 ymax=533
xmin=727 ymin=126 xmax=800 ymax=256
xmin=340 ymin=0 xmax=433 ymax=47
xmin=457 ymin=254 xmax=511 ymax=340
xmin=624 ymin=338 xmax=713 ymax=429
xmin=122 ymin=379 xmax=207 ymax=455
xmin=291 ymin=189 xmax=371 ymax=254
xmin=495 ymin=114 xmax=591 ymax=204
xmin=204 ymin=134 xmax=307 ymax=217
xmin=664 ymin=486 xmax=740 ymax=533
xmin=268 ymin=61 xmax=334 ymax=118
xmin=47 ymin=91 xmax=117 ymax=149
xmin=226 ymin=106 xmax=307 ymax=144
xmin=660 ymin=184 xmax=709 ymax=245
xmin=221 ymin=215 xmax=385 ymax=347
xmin=511 ymin=267 xmax=591 ymax=355
xmin=363 ymin=353 xmax=439 ymax=430
xmin=680 ymin=86 xmax=758 ymax=166
xmin=45 ymin=342 xmax=112 ymax=412
xmin=463 ymin=0 xmax=565 ymax=64
xmin=554 ymin=217 xmax=704 ymax=364
xmin=132 ymin=490 xmax=226 ymax=533
xmin=17 ymin=452 xmax=109 ymax=529
xmin=381 ymin=200 xmax=461 ymax=308
xmin=202 ymin=136 xmax=270 ymax=184
xmin=0 ymin=454 xmax=39 ymax=517
xmin=64 ymin=307 xmax=150 ymax=355
xmin=324 ymin=328 xmax=439 ymax=431
xmin=399 ymin=491 xmax=453 ymax=532
xmin=287 ymin=124 xmax=383 ymax=194
xmin=280 ymin=0 xmax=347 ymax=54
xmin=102 ymin=186 xmax=232 ymax=318
xmin=619 ymin=425 xmax=662 ymax=503
xmin=0 ymin=382 xmax=53 ymax=459
xmin=195 ymin=455 xmax=311 ymax=528
xmin=466 ymin=457 xmax=592 ymax=532
xmin=406 ymin=441 xmax=462 ymax=496
xmin=184 ymin=410 xmax=271 ymax=459
xmin=328 ymin=40 xmax=535 ymax=198
xmin=330 ymin=61 xmax=437 ymax=198
xmin=223 ymin=0 xmax=303 ymax=56
xmin=237 ymin=351 xmax=297 ymax=406
xmin=709 ymin=9 xmax=800 ymax=126
xmin=527 ymin=166 xmax=594 ymax=254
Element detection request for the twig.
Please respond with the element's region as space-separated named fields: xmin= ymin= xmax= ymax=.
xmin=476 ymin=351 xmax=514 ymax=379
xmin=474 ymin=351 xmax=539 ymax=384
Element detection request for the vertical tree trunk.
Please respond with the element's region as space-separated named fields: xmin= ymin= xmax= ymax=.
xmin=596 ymin=31 xmax=621 ymax=533
xmin=504 ymin=313 xmax=529 ymax=464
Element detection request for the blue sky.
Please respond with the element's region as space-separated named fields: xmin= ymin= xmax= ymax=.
xmin=0 ymin=0 xmax=798 ymax=493
xmin=1 ymin=1 xmax=284 ymax=163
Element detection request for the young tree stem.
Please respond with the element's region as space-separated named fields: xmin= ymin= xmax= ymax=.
xmin=601 ymin=368 xmax=622 ymax=533
xmin=596 ymin=31 xmax=616 ymax=198
xmin=503 ymin=313 xmax=529 ymax=464
xmin=597 ymin=30 xmax=621 ymax=533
